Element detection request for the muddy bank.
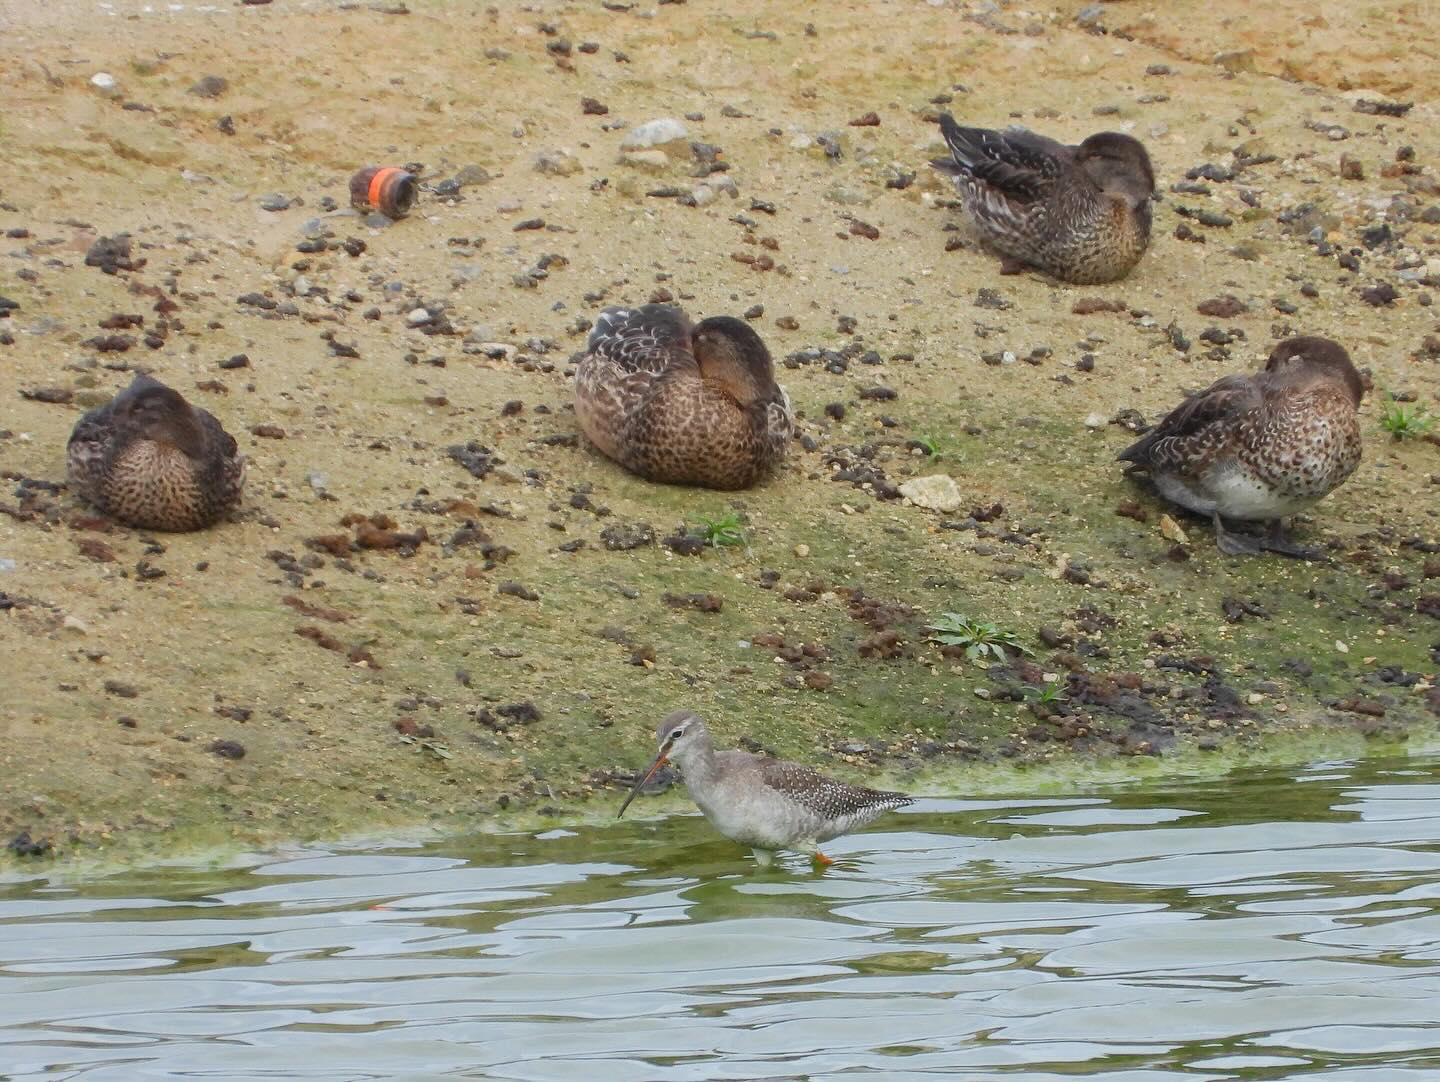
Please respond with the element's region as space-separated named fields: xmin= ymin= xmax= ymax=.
xmin=1 ymin=0 xmax=1438 ymax=867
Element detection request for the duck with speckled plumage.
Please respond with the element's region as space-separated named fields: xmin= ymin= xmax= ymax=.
xmin=67 ymin=373 xmax=245 ymax=531
xmin=1118 ymin=336 xmax=1364 ymax=558
xmin=574 ymin=303 xmax=793 ymax=490
xmin=932 ymin=113 xmax=1156 ymax=284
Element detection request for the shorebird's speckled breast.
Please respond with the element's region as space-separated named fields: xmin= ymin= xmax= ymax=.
xmin=688 ymin=750 xmax=913 ymax=850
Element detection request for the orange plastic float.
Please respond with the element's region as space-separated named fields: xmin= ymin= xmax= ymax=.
xmin=349 ymin=166 xmax=418 ymax=219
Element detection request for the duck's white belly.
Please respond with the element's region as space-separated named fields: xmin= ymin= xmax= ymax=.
xmin=1208 ymin=469 xmax=1316 ymax=520
xmin=1154 ymin=469 xmax=1314 ymax=522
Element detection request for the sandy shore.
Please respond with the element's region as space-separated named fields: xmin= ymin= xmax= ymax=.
xmin=2 ymin=0 xmax=1438 ymax=866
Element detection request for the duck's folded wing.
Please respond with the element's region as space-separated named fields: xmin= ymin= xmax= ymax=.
xmin=939 ymin=116 xmax=1064 ymax=203
xmin=66 ymin=400 xmax=116 ymax=453
xmin=585 ymin=304 xmax=698 ymax=377
xmin=1118 ymin=374 xmax=1262 ymax=470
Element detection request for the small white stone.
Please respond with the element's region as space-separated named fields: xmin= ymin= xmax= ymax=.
xmin=62 ymin=615 xmax=88 ymax=635
xmin=1084 ymin=412 xmax=1106 ymax=429
xmin=534 ymin=149 xmax=581 ymax=176
xmin=794 ymin=543 xmax=810 ymax=558
xmin=90 ymin=72 xmax=119 ymax=94
xmin=621 ymin=117 xmax=689 ymax=151
xmin=406 ymin=307 xmax=432 ymax=327
xmin=898 ymin=474 xmax=963 ymax=513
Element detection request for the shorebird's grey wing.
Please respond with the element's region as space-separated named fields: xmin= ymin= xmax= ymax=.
xmin=757 ymin=759 xmax=913 ymax=821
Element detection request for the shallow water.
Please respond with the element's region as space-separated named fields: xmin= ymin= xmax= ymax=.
xmin=3 ymin=759 xmax=1440 ymax=1080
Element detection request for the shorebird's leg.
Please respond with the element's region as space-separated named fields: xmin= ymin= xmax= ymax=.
xmin=751 ymin=848 xmax=775 ymax=868
xmin=1212 ymin=512 xmax=1262 ymax=557
xmin=1259 ymin=519 xmax=1325 ymax=561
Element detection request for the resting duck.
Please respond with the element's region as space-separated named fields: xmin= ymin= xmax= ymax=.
xmin=574 ymin=304 xmax=793 ymax=489
xmin=933 ymin=114 xmax=1156 ymax=284
xmin=1118 ymin=336 xmax=1364 ymax=557
xmin=67 ymin=373 xmax=245 ymax=531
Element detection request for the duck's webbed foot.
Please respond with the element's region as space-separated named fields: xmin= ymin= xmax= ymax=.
xmin=1259 ymin=519 xmax=1326 ymax=562
xmin=1212 ymin=512 xmax=1263 ymax=557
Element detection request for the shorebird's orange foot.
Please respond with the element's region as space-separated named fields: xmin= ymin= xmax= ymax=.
xmin=812 ymin=850 xmax=835 ymax=867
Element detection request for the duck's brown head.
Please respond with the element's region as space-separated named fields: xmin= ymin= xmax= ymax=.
xmin=1077 ymin=132 xmax=1156 ymax=210
xmin=692 ymin=316 xmax=776 ymax=405
xmin=114 ymin=375 xmax=209 ymax=459
xmin=1266 ymin=336 xmax=1365 ymax=406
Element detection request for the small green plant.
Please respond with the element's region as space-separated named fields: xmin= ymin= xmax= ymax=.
xmin=1031 ymin=680 xmax=1067 ymax=705
xmin=690 ymin=512 xmax=747 ymax=548
xmin=1379 ymin=399 xmax=1433 ymax=441
xmin=926 ymin=613 xmax=1033 ymax=663
xmin=397 ymin=734 xmax=453 ymax=760
xmin=913 ymin=434 xmax=941 ymax=457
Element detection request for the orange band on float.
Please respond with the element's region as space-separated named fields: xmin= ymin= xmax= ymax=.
xmin=368 ymin=167 xmax=396 ymax=209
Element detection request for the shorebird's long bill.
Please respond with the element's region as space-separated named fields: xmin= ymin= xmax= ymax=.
xmin=616 ymin=752 xmax=669 ymax=818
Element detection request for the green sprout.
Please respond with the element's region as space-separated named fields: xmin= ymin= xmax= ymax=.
xmin=1379 ymin=399 xmax=1433 ymax=441
xmin=926 ymin=613 xmax=1033 ymax=664
xmin=1031 ymin=680 xmax=1067 ymax=705
xmin=690 ymin=512 xmax=747 ymax=548
xmin=912 ymin=434 xmax=941 ymax=457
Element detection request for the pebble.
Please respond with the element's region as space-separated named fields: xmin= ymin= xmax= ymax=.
xmin=899 ymin=474 xmax=962 ymax=513
xmin=621 ymin=117 xmax=688 ymax=152
xmin=188 ymin=75 xmax=229 ymax=98
xmin=534 ymin=149 xmax=582 ymax=176
xmin=89 ymin=72 xmax=119 ymax=97
xmin=259 ymin=193 xmax=291 ymax=212
xmin=406 ymin=307 xmax=432 ymax=327
xmin=617 ymin=149 xmax=671 ymax=173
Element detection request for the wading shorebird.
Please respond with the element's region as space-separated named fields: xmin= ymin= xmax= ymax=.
xmin=617 ymin=710 xmax=914 ymax=867
xmin=67 ymin=373 xmax=245 ymax=531
xmin=1118 ymin=335 xmax=1365 ymax=558
xmin=932 ymin=113 xmax=1156 ymax=284
xmin=574 ymin=303 xmax=793 ymax=490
